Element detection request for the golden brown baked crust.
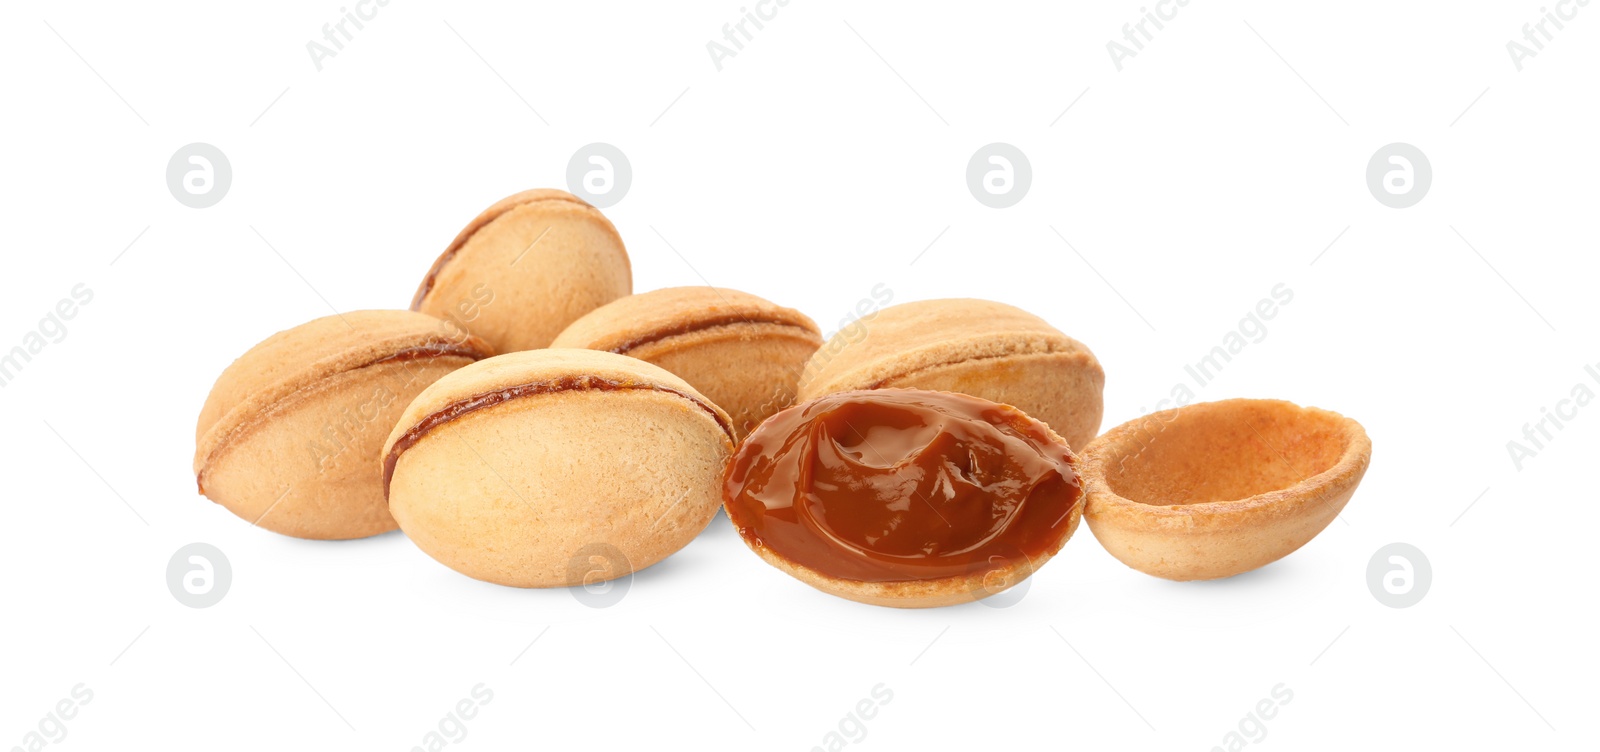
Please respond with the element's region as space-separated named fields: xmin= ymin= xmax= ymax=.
xmin=740 ymin=538 xmax=1063 ymax=608
xmin=410 ymin=188 xmax=632 ymax=354
xmin=194 ymin=310 xmax=492 ymax=539
xmin=383 ymin=349 xmax=735 ymax=588
xmin=797 ymin=298 xmax=1104 ymax=452
xmin=551 ymin=287 xmax=822 ymax=438
xmin=1081 ymin=398 xmax=1371 ymax=581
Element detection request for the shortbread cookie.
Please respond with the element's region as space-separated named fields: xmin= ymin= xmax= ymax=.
xmin=383 ymin=349 xmax=735 ymax=588
xmin=551 ymin=287 xmax=822 ymax=438
xmin=411 ymin=189 xmax=632 ymax=353
xmin=194 ymin=310 xmax=492 ymax=539
xmin=797 ymin=299 xmax=1104 ymax=453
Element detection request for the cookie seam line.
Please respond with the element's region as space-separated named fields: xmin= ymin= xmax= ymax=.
xmin=847 ymin=342 xmax=1097 ymax=391
xmin=382 ymin=375 xmax=736 ymax=500
xmin=196 ymin=340 xmax=490 ymax=493
xmin=605 ymin=315 xmax=821 ymax=356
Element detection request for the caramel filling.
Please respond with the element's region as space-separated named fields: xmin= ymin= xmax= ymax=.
xmin=724 ymin=389 xmax=1081 ymax=583
xmin=369 ymin=342 xmax=491 ymax=369
xmin=382 ymin=375 xmax=735 ymax=498
xmin=605 ymin=313 xmax=813 ymax=355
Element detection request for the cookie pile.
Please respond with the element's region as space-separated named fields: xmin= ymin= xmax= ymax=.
xmin=194 ymin=188 xmax=1370 ymax=608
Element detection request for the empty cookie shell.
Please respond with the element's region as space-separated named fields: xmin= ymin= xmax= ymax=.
xmin=551 ymin=287 xmax=823 ymax=439
xmin=411 ymin=188 xmax=632 ymax=354
xmin=194 ymin=310 xmax=493 ymax=539
xmin=797 ymin=299 xmax=1104 ymax=453
xmin=1081 ymin=399 xmax=1371 ymax=581
xmin=724 ymin=389 xmax=1084 ymax=608
xmin=383 ymin=349 xmax=736 ymax=588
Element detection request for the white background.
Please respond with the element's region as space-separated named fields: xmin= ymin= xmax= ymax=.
xmin=2 ymin=1 xmax=1595 ymax=749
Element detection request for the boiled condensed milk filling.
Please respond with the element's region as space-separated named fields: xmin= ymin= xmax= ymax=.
xmin=724 ymin=389 xmax=1081 ymax=582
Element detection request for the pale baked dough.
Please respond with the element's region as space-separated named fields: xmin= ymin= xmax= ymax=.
xmin=1081 ymin=398 xmax=1371 ymax=581
xmin=552 ymin=287 xmax=822 ymax=438
xmin=384 ymin=349 xmax=735 ymax=588
xmin=411 ymin=189 xmax=632 ymax=354
xmin=194 ymin=310 xmax=491 ymax=539
xmin=798 ymin=298 xmax=1104 ymax=453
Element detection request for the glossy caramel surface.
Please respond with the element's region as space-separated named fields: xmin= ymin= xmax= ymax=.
xmin=724 ymin=389 xmax=1081 ymax=582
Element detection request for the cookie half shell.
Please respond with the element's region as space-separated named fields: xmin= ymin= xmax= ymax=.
xmin=1081 ymin=398 xmax=1371 ymax=581
xmin=798 ymin=298 xmax=1104 ymax=452
xmin=382 ymin=349 xmax=736 ymax=588
xmin=194 ymin=310 xmax=492 ymax=539
xmin=551 ymin=287 xmax=822 ymax=439
xmin=411 ymin=188 xmax=632 ymax=354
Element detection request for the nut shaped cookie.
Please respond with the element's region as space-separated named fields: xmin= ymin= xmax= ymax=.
xmin=383 ymin=349 xmax=736 ymax=588
xmin=798 ymin=299 xmax=1104 ymax=452
xmin=411 ymin=189 xmax=632 ymax=354
xmin=194 ymin=310 xmax=493 ymax=539
xmin=551 ymin=287 xmax=822 ymax=438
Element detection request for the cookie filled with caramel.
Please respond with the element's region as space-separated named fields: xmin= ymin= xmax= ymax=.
xmin=723 ymin=389 xmax=1084 ymax=607
xmin=194 ymin=310 xmax=493 ymax=540
xmin=552 ymin=286 xmax=822 ymax=439
xmin=383 ymin=349 xmax=735 ymax=588
xmin=796 ymin=299 xmax=1104 ymax=454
